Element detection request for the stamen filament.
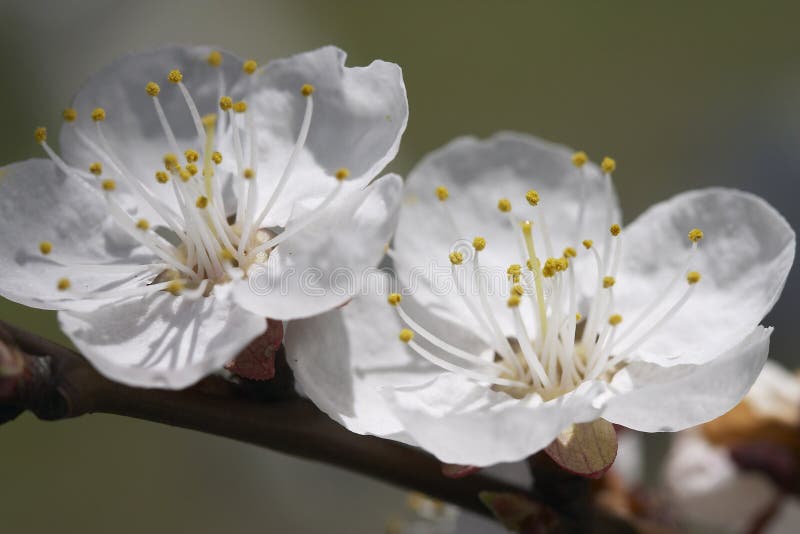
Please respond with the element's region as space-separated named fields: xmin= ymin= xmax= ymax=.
xmin=405 ymin=339 xmax=529 ymax=389
xmin=252 ymin=93 xmax=314 ymax=230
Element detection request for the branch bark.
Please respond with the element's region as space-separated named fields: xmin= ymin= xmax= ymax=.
xmin=0 ymin=320 xmax=642 ymax=533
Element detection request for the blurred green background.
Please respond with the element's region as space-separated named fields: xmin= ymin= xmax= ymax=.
xmin=1 ymin=1 xmax=798 ymax=532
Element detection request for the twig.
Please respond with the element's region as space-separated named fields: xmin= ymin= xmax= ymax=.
xmin=0 ymin=320 xmax=640 ymax=532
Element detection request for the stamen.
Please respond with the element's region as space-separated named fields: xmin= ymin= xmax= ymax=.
xmin=57 ymin=278 xmax=71 ymax=291
xmin=243 ymin=59 xmax=258 ymax=75
xmin=251 ymin=85 xmax=315 ymax=231
xmin=169 ymin=69 xmax=206 ymax=144
xmin=615 ymin=273 xmax=702 ymax=361
xmin=401 ymin=332 xmax=529 ymax=389
xmin=497 ymin=198 xmax=512 ymax=213
xmin=246 ymin=180 xmax=345 ymax=258
xmin=389 ymin=295 xmax=508 ymax=375
xmin=39 ymin=241 xmax=52 ymax=255
xmin=62 ymin=108 xmax=77 ymax=123
xmin=207 ymin=51 xmax=223 ymax=67
xmin=521 ymin=221 xmax=547 ymax=339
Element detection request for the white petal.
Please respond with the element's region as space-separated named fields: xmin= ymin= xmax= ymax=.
xmin=59 ymin=45 xmax=244 ymax=221
xmin=384 ymin=373 xmax=609 ymax=467
xmin=58 ymin=284 xmax=266 ymax=389
xmin=284 ymin=271 xmax=442 ymax=440
xmin=0 ymin=159 xmax=158 ymax=311
xmin=233 ymin=174 xmax=403 ymax=319
xmin=745 ymin=360 xmax=800 ymax=424
xmin=394 ymin=132 xmax=619 ymax=335
xmin=240 ymin=46 xmax=408 ymax=227
xmin=614 ymin=188 xmax=794 ymax=365
xmin=663 ymin=429 xmax=777 ymax=533
xmin=603 ymin=326 xmax=771 ymax=432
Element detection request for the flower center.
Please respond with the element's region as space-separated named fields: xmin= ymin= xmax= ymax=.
xmin=390 ymin=155 xmax=704 ymax=400
xmin=35 ymin=52 xmax=348 ymax=299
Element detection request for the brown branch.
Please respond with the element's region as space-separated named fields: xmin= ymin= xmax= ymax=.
xmin=0 ymin=320 xmax=643 ymax=533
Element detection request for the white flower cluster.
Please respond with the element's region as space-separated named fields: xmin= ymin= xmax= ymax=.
xmin=0 ymin=46 xmax=794 ymax=467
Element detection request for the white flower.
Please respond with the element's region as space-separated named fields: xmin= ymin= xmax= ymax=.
xmin=663 ymin=361 xmax=800 ymax=534
xmin=0 ymin=45 xmax=407 ymax=388
xmin=285 ymin=132 xmax=795 ymax=467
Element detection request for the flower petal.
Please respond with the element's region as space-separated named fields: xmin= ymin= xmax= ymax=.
xmin=384 ymin=373 xmax=609 ymax=467
xmin=0 ymin=159 xmax=158 ymax=311
xmin=284 ymin=271 xmax=441 ymax=440
xmin=603 ymin=326 xmax=771 ymax=432
xmin=394 ymin=132 xmax=619 ymax=336
xmin=58 ymin=284 xmax=266 ymax=389
xmin=239 ymin=46 xmax=408 ymax=227
xmin=233 ymin=174 xmax=403 ymax=319
xmin=59 ymin=45 xmax=244 ymax=222
xmin=613 ymin=188 xmax=794 ymax=365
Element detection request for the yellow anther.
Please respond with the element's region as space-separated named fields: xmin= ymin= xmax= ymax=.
xmin=89 ymin=162 xmax=103 ymax=175
xmin=163 ymin=153 xmax=180 ymax=171
xmin=542 ymin=258 xmax=558 ymax=278
xmin=507 ymin=264 xmax=522 ymax=277
xmin=243 ymin=168 xmax=255 ymax=179
xmin=34 ymin=127 xmax=47 ymax=144
xmin=91 ymin=108 xmax=106 ymax=122
xmin=563 ymin=247 xmax=577 ymax=258
xmin=555 ymin=257 xmax=569 ymax=271
xmin=601 ymin=157 xmax=616 ymax=174
xmin=521 ymin=220 xmax=532 ymax=232
xmin=572 ymin=151 xmax=588 ymax=168
xmin=687 ymin=271 xmax=702 ymax=285
xmin=167 ymin=69 xmax=183 ymax=84
xmin=582 ymin=239 xmax=593 ymax=249
xmin=207 ymin=50 xmax=223 ymax=67
xmin=167 ymin=280 xmax=184 ymax=295
xmin=603 ymin=276 xmax=616 ymax=288
xmin=399 ymin=329 xmax=414 ymax=343
xmin=211 ymin=151 xmax=223 ymax=164
xmin=688 ymin=228 xmax=704 ymax=243
xmin=57 ymin=277 xmax=71 ymax=291
xmin=387 ymin=293 xmax=402 ymax=306
xmin=301 ymin=84 xmax=315 ymax=97
xmin=511 ymin=284 xmax=525 ymax=296
xmin=233 ymin=101 xmax=247 ymax=113
xmin=525 ymin=189 xmax=540 ymax=206
xmin=575 ymin=312 xmax=582 ymax=322
xmin=62 ymin=108 xmax=77 ymax=122
xmin=101 ymin=179 xmax=116 ymax=191
xmin=435 ymin=186 xmax=450 ymax=201
xmin=178 ymin=168 xmax=191 ymax=182
xmin=196 ymin=196 xmax=209 ymax=209
xmin=219 ymin=96 xmax=233 ymax=111
xmin=497 ymin=198 xmax=512 ymax=212
xmin=185 ymin=149 xmax=199 ymax=163
xmin=526 ymin=259 xmax=534 ymax=270
xmin=39 ymin=241 xmax=52 ymax=255
xmin=334 ymin=168 xmax=350 ymax=181
xmin=449 ymin=251 xmax=464 ymax=265
xmin=186 ymin=163 xmax=199 ymax=176
xmin=507 ymin=295 xmax=521 ymax=308
xmin=154 ymin=171 xmax=169 ymax=184
xmin=243 ymin=59 xmax=258 ymax=74
xmin=610 ymin=224 xmax=621 ymax=236
xmin=473 ymin=236 xmax=486 ymax=251
xmin=201 ymin=113 xmax=217 ymax=128
xmin=609 ymin=314 xmax=623 ymax=326
xmin=145 ymin=82 xmax=161 ymax=97
xmin=136 ymin=218 xmax=150 ymax=231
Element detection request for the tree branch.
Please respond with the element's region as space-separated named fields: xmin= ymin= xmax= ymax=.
xmin=0 ymin=320 xmax=643 ymax=532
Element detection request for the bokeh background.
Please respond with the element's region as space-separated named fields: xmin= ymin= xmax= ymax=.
xmin=1 ymin=1 xmax=798 ymax=532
